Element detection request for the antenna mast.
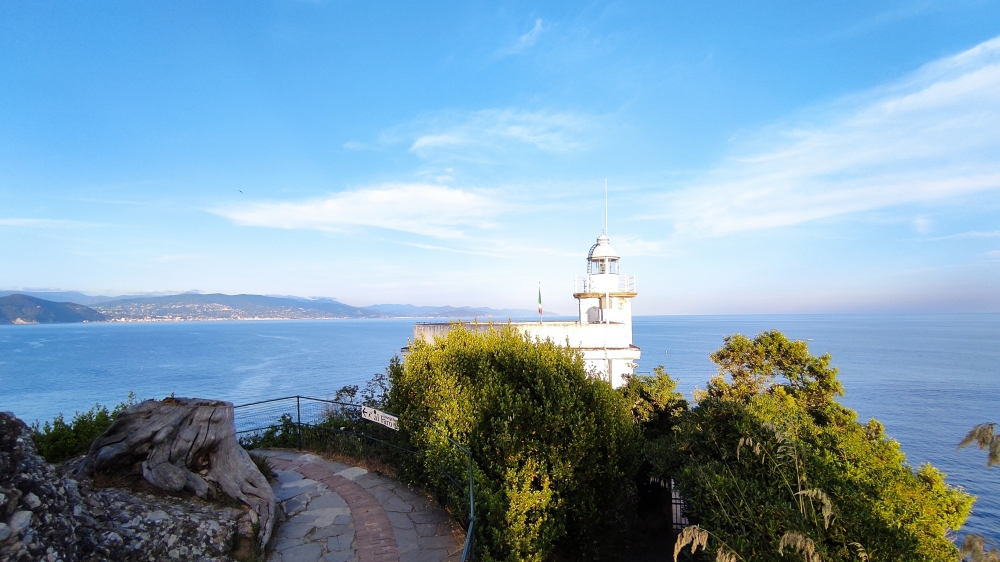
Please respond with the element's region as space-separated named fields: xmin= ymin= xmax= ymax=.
xmin=604 ymin=178 xmax=608 ymax=237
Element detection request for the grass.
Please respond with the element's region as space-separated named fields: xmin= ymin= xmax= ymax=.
xmin=249 ymin=452 xmax=276 ymax=482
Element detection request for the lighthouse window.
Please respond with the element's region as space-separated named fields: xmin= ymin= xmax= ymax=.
xmin=598 ymin=261 xmax=607 ymax=274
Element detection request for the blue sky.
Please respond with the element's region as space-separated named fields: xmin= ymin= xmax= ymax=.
xmin=2 ymin=1 xmax=999 ymax=314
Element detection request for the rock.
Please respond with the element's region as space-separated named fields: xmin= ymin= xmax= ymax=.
xmin=76 ymin=397 xmax=276 ymax=547
xmin=8 ymin=510 xmax=33 ymax=534
xmin=24 ymin=493 xmax=41 ymax=509
xmin=0 ymin=411 xmax=246 ymax=561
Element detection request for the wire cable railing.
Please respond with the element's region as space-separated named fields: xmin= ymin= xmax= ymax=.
xmin=234 ymin=395 xmax=476 ymax=561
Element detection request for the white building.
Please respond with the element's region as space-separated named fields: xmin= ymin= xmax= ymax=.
xmin=411 ymin=233 xmax=640 ymax=388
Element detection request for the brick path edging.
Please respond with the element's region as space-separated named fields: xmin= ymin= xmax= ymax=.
xmin=269 ymin=456 xmax=400 ymax=562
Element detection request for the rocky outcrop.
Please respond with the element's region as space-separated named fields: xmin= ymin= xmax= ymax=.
xmin=0 ymin=412 xmax=244 ymax=562
xmin=75 ymin=397 xmax=276 ymax=547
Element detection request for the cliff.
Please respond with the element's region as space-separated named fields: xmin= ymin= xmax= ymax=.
xmin=0 ymin=295 xmax=106 ymax=325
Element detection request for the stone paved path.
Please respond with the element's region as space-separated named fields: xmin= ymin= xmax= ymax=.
xmin=259 ymin=450 xmax=465 ymax=562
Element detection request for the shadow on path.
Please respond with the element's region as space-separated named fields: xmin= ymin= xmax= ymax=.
xmin=259 ymin=449 xmax=464 ymax=562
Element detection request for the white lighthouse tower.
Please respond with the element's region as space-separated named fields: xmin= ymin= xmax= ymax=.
xmin=411 ymin=232 xmax=642 ymax=388
xmin=575 ymin=234 xmax=636 ymax=325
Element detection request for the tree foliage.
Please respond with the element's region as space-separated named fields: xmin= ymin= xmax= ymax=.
xmin=387 ymin=323 xmax=643 ymax=561
xmin=959 ymin=423 xmax=1000 ymax=468
xmin=32 ymin=392 xmax=138 ymax=463
xmin=644 ymin=330 xmax=973 ymax=562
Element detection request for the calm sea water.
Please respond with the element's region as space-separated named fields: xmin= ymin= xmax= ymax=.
xmin=1 ymin=315 xmax=997 ymax=540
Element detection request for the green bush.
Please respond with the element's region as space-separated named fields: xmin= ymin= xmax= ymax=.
xmin=239 ymin=412 xmax=302 ymax=450
xmin=238 ymin=390 xmax=406 ymax=469
xmin=32 ymin=393 xmax=138 ymax=463
xmin=650 ymin=331 xmax=973 ymax=562
xmin=387 ymin=323 xmax=643 ymax=562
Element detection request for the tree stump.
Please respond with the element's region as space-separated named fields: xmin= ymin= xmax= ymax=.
xmin=75 ymin=397 xmax=276 ymax=547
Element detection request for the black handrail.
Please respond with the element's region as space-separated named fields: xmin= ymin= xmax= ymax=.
xmin=234 ymin=395 xmax=477 ymax=562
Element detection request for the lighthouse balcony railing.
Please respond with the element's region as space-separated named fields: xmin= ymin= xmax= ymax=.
xmin=574 ymin=274 xmax=635 ymax=294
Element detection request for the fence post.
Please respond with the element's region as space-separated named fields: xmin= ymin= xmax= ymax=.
xmin=296 ymin=396 xmax=302 ymax=450
xmin=468 ymin=452 xmax=475 ymax=560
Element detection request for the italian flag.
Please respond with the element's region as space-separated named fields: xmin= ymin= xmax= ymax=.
xmin=538 ymin=284 xmax=543 ymax=316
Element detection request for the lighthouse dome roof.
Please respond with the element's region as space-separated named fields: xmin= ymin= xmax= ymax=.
xmin=588 ymin=234 xmax=619 ymax=261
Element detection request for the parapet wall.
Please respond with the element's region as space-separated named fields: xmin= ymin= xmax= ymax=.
xmin=413 ymin=320 xmax=634 ymax=350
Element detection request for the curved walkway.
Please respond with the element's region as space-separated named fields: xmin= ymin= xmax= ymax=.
xmin=259 ymin=449 xmax=465 ymax=562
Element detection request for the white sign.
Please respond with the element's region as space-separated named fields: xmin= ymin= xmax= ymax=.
xmin=361 ymin=406 xmax=398 ymax=430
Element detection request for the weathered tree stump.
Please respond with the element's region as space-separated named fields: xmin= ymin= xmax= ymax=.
xmin=76 ymin=397 xmax=276 ymax=547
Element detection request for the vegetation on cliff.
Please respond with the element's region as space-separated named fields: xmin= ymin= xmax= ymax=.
xmin=31 ymin=394 xmax=137 ymax=463
xmin=389 ymin=326 xmax=973 ymax=561
xmin=640 ymin=330 xmax=973 ymax=562
xmin=387 ymin=323 xmax=643 ymax=562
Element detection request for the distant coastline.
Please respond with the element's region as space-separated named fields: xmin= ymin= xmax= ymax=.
xmin=0 ymin=291 xmax=553 ymax=324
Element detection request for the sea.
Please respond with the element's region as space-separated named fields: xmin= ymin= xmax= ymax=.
xmin=1 ymin=314 xmax=997 ymax=540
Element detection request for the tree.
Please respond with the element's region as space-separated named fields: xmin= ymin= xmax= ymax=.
xmin=959 ymin=423 xmax=999 ymax=468
xmin=651 ymin=330 xmax=973 ymax=562
xmin=387 ymin=323 xmax=642 ymax=561
xmin=957 ymin=423 xmax=1000 ymax=562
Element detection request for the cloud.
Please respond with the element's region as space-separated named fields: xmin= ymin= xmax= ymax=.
xmin=925 ymin=230 xmax=1000 ymax=241
xmin=343 ymin=107 xmax=599 ymax=164
xmin=498 ymin=19 xmax=544 ymax=57
xmin=151 ymin=253 xmax=204 ymax=263
xmin=657 ymin=36 xmax=1000 ymax=238
xmin=0 ymin=218 xmax=99 ymax=228
xmin=215 ymin=183 xmax=503 ymax=239
xmin=609 ymin=235 xmax=663 ymax=257
xmin=404 ymin=108 xmax=596 ymax=160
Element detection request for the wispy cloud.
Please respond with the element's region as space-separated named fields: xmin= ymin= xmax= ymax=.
xmin=0 ymin=218 xmax=100 ymax=228
xmin=498 ymin=19 xmax=544 ymax=57
xmin=151 ymin=253 xmax=205 ymax=263
xmin=215 ymin=183 xmax=504 ymax=239
xmin=342 ymin=106 xmax=599 ymax=164
xmin=836 ymin=2 xmax=943 ymax=37
xmin=656 ymin=36 xmax=1000 ymax=238
xmin=925 ymin=230 xmax=1000 ymax=241
xmin=610 ymin=235 xmax=664 ymax=257
xmin=405 ymin=108 xmax=596 ymax=161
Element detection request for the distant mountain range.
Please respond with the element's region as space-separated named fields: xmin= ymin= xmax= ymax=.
xmin=0 ymin=290 xmax=174 ymax=306
xmin=0 ymin=294 xmax=106 ymax=324
xmin=0 ymin=291 xmax=550 ymax=323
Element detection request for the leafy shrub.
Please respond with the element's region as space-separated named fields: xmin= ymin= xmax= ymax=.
xmin=387 ymin=323 xmax=643 ymax=561
xmin=32 ymin=392 xmax=138 ymax=463
xmin=239 ymin=412 xmax=301 ymax=450
xmin=652 ymin=331 xmax=973 ymax=562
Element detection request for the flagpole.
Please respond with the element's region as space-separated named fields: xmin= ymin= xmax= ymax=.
xmin=538 ymin=281 xmax=543 ymax=324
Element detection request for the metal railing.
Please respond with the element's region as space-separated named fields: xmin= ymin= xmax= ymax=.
xmin=234 ymin=395 xmax=476 ymax=561
xmin=573 ymin=273 xmax=636 ymax=293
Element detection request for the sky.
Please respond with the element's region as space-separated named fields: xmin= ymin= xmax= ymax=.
xmin=1 ymin=1 xmax=999 ymax=314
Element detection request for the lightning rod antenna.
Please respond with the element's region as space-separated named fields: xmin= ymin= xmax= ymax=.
xmin=604 ymin=178 xmax=609 ymax=238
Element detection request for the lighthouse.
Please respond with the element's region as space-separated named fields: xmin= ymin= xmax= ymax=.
xmin=574 ymin=233 xmax=636 ymax=325
xmin=411 ymin=232 xmax=642 ymax=388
